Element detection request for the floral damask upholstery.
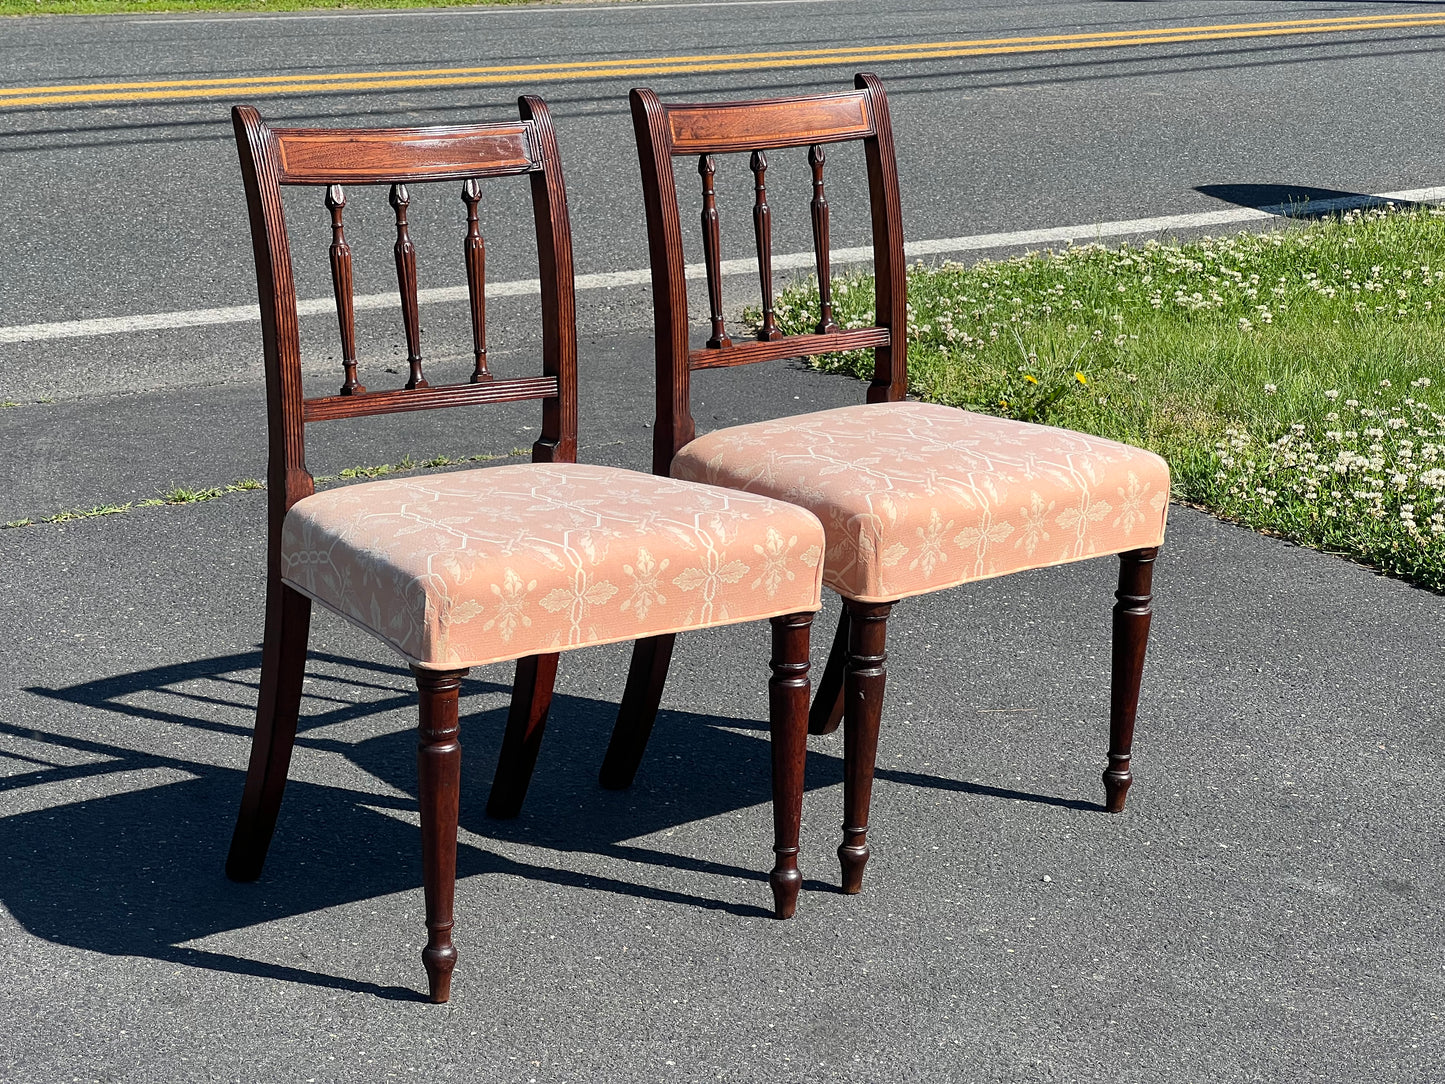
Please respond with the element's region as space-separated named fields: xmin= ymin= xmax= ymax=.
xmin=671 ymin=401 xmax=1170 ymax=603
xmin=281 ymin=463 xmax=825 ymax=669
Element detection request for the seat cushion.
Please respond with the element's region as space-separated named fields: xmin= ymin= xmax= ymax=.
xmin=280 ymin=463 xmax=824 ymax=670
xmin=672 ymin=401 xmax=1169 ymax=603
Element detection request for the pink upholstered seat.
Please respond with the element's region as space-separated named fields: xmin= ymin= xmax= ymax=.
xmin=282 ymin=463 xmax=825 ymax=669
xmin=673 ymin=401 xmax=1169 ymax=603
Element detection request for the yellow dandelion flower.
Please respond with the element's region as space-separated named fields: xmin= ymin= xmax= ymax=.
xmin=1074 ymin=371 xmax=1088 ymax=386
xmin=1024 ymin=374 xmax=1039 ymax=384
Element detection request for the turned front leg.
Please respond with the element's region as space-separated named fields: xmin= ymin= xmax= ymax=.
xmin=840 ymin=599 xmax=893 ymax=894
xmin=1105 ymin=548 xmax=1158 ymax=813
xmin=768 ymin=612 xmax=813 ymax=918
xmin=414 ymin=666 xmax=467 ymax=1003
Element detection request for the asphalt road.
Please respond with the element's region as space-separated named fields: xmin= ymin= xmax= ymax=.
xmin=3 ymin=4 xmax=1445 ymax=1082
xmin=4 ymin=0 xmax=1445 ymax=406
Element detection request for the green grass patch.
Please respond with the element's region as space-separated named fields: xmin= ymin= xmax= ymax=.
xmin=3 ymin=0 xmax=534 ymax=16
xmin=768 ymin=203 xmax=1445 ymax=589
xmin=1 ymin=451 xmax=519 ymax=531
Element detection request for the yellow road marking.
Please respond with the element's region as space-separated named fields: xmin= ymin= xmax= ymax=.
xmin=5 ymin=10 xmax=1445 ymax=107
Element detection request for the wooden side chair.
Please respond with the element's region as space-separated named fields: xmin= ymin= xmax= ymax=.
xmin=603 ymin=73 xmax=1170 ymax=899
xmin=225 ymin=98 xmax=825 ymax=1002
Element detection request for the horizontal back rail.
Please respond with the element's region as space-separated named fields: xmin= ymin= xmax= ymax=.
xmin=689 ymin=327 xmax=889 ymax=371
xmin=302 ymin=376 xmax=559 ymax=423
xmin=271 ymin=123 xmax=538 ymax=185
xmin=664 ymin=93 xmax=874 ymax=154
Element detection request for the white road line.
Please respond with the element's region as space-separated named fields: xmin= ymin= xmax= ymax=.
xmin=4 ymin=186 xmax=1441 ymax=347
xmin=139 ymin=0 xmax=855 ymax=24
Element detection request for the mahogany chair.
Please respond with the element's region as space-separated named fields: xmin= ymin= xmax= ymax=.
xmin=225 ymin=98 xmax=825 ymax=1002
xmin=604 ymin=73 xmax=1169 ymax=898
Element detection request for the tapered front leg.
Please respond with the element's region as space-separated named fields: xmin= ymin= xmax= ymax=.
xmin=599 ymin=634 xmax=676 ymax=790
xmin=414 ymin=665 xmax=468 ymax=1003
xmin=486 ymin=653 xmax=560 ymax=818
xmin=1105 ymin=547 xmax=1159 ymax=813
xmin=768 ymin=611 xmax=813 ymax=918
xmin=839 ymin=599 xmax=893 ymax=894
xmin=226 ymin=580 xmax=311 ymax=882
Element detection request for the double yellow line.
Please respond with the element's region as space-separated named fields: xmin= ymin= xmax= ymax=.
xmin=5 ymin=10 xmax=1445 ymax=108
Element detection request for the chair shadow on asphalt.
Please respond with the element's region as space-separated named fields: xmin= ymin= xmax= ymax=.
xmin=5 ymin=649 xmax=1098 ymax=999
xmin=1195 ymin=182 xmax=1425 ymax=217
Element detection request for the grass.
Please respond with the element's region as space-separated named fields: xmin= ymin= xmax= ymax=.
xmin=767 ymin=203 xmax=1445 ymax=590
xmin=3 ymin=0 xmax=534 ymax=15
xmin=1 ymin=450 xmax=522 ymax=530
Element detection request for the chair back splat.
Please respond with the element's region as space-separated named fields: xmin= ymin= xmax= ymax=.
xmin=630 ymin=72 xmax=907 ymax=474
xmin=232 ymin=97 xmax=578 ymax=543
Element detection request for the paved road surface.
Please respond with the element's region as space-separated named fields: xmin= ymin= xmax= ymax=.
xmin=2 ymin=7 xmax=1444 ymax=1081
xmin=3 ymin=0 xmax=1445 ymax=402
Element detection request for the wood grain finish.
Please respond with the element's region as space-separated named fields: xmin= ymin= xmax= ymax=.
xmin=414 ymin=665 xmax=467 ymax=1004
xmin=227 ymin=97 xmax=581 ymax=1002
xmin=839 ymin=599 xmax=891 ymax=894
xmin=807 ymin=606 xmax=849 ymax=735
xmin=224 ymin=582 xmax=311 ymax=883
xmin=273 ymin=124 xmax=535 ymax=183
xmin=1106 ymin=547 xmax=1158 ymax=812
xmin=598 ymin=633 xmax=677 ymax=791
xmin=698 ymin=154 xmax=731 ymax=349
xmin=808 ymin=144 xmax=841 ymax=335
xmin=324 ymin=185 xmax=364 ymax=395
xmin=750 ymin=150 xmax=781 ymax=342
xmin=689 ymin=327 xmax=889 ymax=370
xmin=665 ymin=93 xmax=872 ymax=153
xmin=768 ymin=611 xmax=813 ymax=918
xmin=461 ymin=178 xmax=491 ymax=382
xmin=389 ymin=183 xmax=428 ymax=390
xmin=302 ymin=376 xmax=557 ymax=422
xmin=485 ymin=653 xmax=559 ymax=819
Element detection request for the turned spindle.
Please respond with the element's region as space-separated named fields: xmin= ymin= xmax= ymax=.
xmin=461 ymin=178 xmax=491 ymax=382
xmin=751 ymin=150 xmax=781 ymax=342
xmin=698 ymin=154 xmax=731 ymax=349
xmin=809 ymin=144 xmax=840 ymax=335
xmin=325 ymin=185 xmax=364 ymax=395
xmin=390 ymin=183 xmax=428 ymax=389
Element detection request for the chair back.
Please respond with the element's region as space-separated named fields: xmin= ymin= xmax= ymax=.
xmin=630 ymin=73 xmax=906 ymax=473
xmin=232 ymin=97 xmax=578 ymax=541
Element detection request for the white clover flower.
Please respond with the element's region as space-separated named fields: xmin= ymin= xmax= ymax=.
xmin=1324 ymin=389 xmax=1340 ymax=400
xmin=1264 ymin=383 xmax=1277 ymax=394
